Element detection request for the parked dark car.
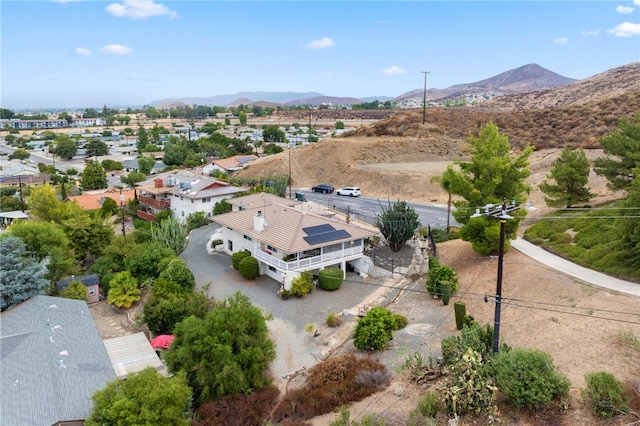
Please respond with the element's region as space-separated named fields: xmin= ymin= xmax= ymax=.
xmin=311 ymin=184 xmax=334 ymax=193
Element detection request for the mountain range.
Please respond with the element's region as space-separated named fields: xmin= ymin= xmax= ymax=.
xmin=151 ymin=63 xmax=577 ymax=109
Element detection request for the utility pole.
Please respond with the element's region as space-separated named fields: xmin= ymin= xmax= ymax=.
xmin=421 ymin=71 xmax=430 ymax=125
xmin=471 ymin=201 xmax=536 ymax=353
xmin=18 ymin=174 xmax=25 ymax=212
xmin=288 ymin=148 xmax=292 ymax=200
xmin=119 ymin=190 xmax=126 ymax=237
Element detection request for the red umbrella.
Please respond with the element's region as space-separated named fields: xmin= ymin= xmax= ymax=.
xmin=151 ymin=334 xmax=175 ymax=349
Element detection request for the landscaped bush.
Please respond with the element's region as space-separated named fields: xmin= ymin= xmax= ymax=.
xmin=440 ymin=322 xmax=493 ymax=366
xmin=231 ymin=251 xmax=250 ymax=270
xmin=290 ymin=273 xmax=313 ymax=296
xmin=416 ymin=391 xmax=439 ymax=417
xmin=393 ymin=313 xmax=408 ymax=329
xmin=492 ymin=348 xmax=570 ymax=409
xmin=271 ymin=354 xmax=389 ymax=423
xmin=441 ymin=347 xmax=498 ymax=416
xmin=326 ymin=312 xmax=343 ymax=327
xmin=194 ymin=385 xmax=280 ymax=426
xmin=353 ymin=306 xmax=398 ymax=351
xmin=581 ymin=371 xmax=629 ymax=418
xmin=238 ymin=256 xmax=259 ymax=279
xmin=426 ymin=256 xmax=458 ymax=295
xmin=318 ymin=268 xmax=344 ymax=291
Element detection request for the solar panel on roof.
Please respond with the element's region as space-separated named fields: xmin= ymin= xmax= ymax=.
xmin=303 ymin=229 xmax=351 ymax=245
xmin=302 ymin=224 xmax=335 ymax=235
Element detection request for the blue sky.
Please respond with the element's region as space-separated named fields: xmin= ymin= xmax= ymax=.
xmin=2 ymin=0 xmax=639 ymax=109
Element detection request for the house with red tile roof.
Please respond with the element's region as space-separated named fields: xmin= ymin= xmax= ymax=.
xmin=66 ymin=188 xmax=136 ymax=211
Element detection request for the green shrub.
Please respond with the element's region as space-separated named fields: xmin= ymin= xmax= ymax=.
xmin=393 ymin=314 xmax=408 ymax=329
xmin=426 ymin=256 xmax=458 ymax=295
xmin=581 ymin=371 xmax=629 ymax=418
xmin=493 ymin=348 xmax=570 ymax=409
xmin=440 ymin=322 xmax=492 ymax=366
xmin=290 ymin=273 xmax=312 ymax=296
xmin=238 ymin=256 xmax=259 ymax=279
xmin=441 ymin=347 xmax=497 ymax=415
xmin=353 ymin=307 xmax=397 ymax=351
xmin=416 ymin=392 xmax=438 ymax=417
xmin=326 ymin=312 xmax=343 ymax=327
xmin=318 ymin=268 xmax=343 ymax=291
xmin=231 ymin=251 xmax=251 ymax=270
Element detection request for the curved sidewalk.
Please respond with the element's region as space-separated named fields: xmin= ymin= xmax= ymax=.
xmin=511 ymin=238 xmax=640 ymax=297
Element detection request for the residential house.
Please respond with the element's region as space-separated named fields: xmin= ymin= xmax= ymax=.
xmin=135 ymin=170 xmax=247 ymax=223
xmin=56 ymin=274 xmax=102 ymax=304
xmin=66 ymin=188 xmax=136 ymax=211
xmin=211 ymin=196 xmax=378 ymax=289
xmin=203 ymin=154 xmax=258 ymax=175
xmin=0 ymin=295 xmax=117 ymax=426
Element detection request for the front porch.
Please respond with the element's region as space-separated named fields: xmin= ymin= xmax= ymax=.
xmin=253 ymin=245 xmax=363 ymax=272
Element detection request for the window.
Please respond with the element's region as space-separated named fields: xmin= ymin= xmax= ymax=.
xmin=181 ymin=211 xmax=185 ymax=217
xmin=243 ymin=235 xmax=252 ymax=241
xmin=228 ymin=240 xmax=233 ymax=251
xmin=202 ymin=197 xmax=211 ymax=203
xmin=267 ymin=245 xmax=278 ymax=253
xmin=88 ymin=288 xmax=96 ymax=296
xmin=268 ymin=266 xmax=276 ymax=272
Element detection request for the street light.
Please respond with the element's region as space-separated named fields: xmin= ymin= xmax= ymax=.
xmin=471 ymin=200 xmax=536 ymax=353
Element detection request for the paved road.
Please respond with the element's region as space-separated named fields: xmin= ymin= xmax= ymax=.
xmin=181 ymin=224 xmax=397 ymax=383
xmin=298 ymin=189 xmax=460 ymax=230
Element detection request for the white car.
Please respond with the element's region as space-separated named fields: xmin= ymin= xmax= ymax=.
xmin=336 ymin=186 xmax=361 ymax=197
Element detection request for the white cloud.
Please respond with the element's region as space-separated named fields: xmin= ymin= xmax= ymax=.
xmin=382 ymin=65 xmax=405 ymax=75
xmin=607 ymin=21 xmax=640 ymax=37
xmin=553 ymin=37 xmax=569 ymax=44
xmin=74 ymin=47 xmax=92 ymax=56
xmin=635 ymin=0 xmax=640 ymax=5
xmin=105 ymin=0 xmax=178 ymax=20
xmin=581 ymin=29 xmax=601 ymax=36
xmin=616 ymin=5 xmax=635 ymax=13
xmin=301 ymin=37 xmax=336 ymax=49
xmin=100 ymin=44 xmax=133 ymax=55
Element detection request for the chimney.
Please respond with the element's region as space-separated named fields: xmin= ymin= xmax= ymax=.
xmin=253 ymin=210 xmax=265 ymax=232
xmin=154 ymin=178 xmax=163 ymax=188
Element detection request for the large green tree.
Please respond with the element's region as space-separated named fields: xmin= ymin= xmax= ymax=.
xmin=540 ymin=148 xmax=593 ymax=208
xmin=0 ymin=237 xmax=49 ymax=311
xmin=81 ymin=160 xmax=108 ymax=190
xmin=7 ymin=220 xmax=75 ymax=281
xmin=594 ymin=114 xmax=640 ymax=192
xmin=8 ymin=148 xmax=30 ymax=161
xmin=375 ymin=200 xmax=420 ymax=252
xmin=262 ymin=125 xmax=286 ymax=143
xmin=86 ymin=367 xmax=192 ymax=426
xmin=136 ymin=125 xmax=149 ymax=153
xmin=53 ymin=134 xmax=78 ymax=160
xmin=164 ymin=292 xmax=276 ymax=403
xmin=137 ymin=155 xmax=156 ymax=175
xmin=448 ymin=122 xmax=533 ymax=254
xmin=85 ymin=139 xmax=109 ymax=157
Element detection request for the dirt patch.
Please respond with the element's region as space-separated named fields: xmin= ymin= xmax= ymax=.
xmin=309 ymin=239 xmax=640 ymax=425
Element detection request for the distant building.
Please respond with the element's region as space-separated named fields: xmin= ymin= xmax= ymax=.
xmin=203 ymin=154 xmax=257 ymax=175
xmin=135 ymin=170 xmax=247 ymax=223
xmin=56 ymin=274 xmax=101 ymax=304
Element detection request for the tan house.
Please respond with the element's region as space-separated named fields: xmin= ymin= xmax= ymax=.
xmin=211 ymin=195 xmax=378 ymax=289
xmin=203 ymin=154 xmax=258 ymax=175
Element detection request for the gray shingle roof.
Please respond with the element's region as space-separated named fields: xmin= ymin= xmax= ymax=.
xmin=1 ymin=295 xmax=116 ymax=425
